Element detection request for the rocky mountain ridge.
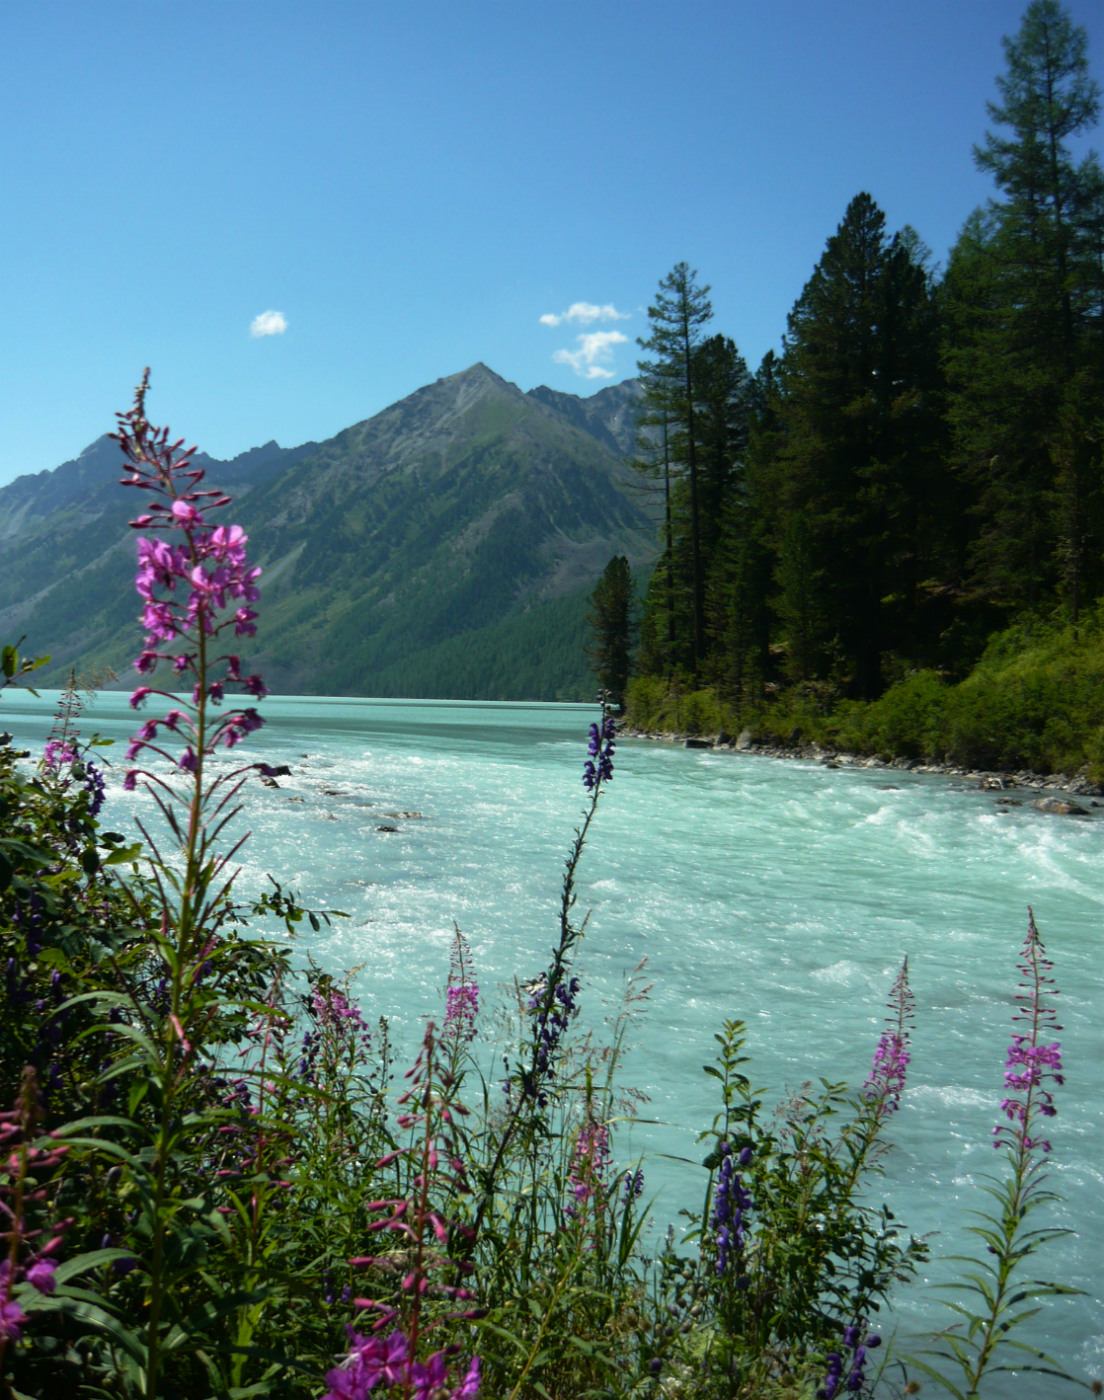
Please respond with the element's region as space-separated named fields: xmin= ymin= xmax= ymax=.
xmin=0 ymin=368 xmax=652 ymax=699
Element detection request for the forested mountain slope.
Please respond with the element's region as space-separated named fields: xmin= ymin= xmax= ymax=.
xmin=0 ymin=366 xmax=653 ymax=699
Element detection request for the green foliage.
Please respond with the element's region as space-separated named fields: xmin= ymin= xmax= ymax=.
xmin=587 ymin=556 xmax=634 ymax=709
xmin=629 ymin=608 xmax=1104 ymax=784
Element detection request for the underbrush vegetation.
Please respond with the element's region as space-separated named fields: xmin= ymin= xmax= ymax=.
xmin=0 ymin=382 xmax=1091 ymax=1398
xmin=627 ymin=610 xmax=1104 ymax=780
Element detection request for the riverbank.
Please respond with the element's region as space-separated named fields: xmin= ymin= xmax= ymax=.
xmin=620 ymin=724 xmax=1104 ymax=808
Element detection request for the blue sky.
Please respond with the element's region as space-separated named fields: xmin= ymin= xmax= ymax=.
xmin=1 ymin=0 xmax=1101 ymax=487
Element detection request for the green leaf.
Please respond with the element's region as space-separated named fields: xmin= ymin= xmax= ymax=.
xmin=27 ymin=1293 xmax=148 ymax=1366
xmin=52 ymin=1247 xmax=137 ymax=1283
xmin=104 ymin=842 xmax=145 ymax=865
xmin=163 ymin=1288 xmax=276 ymax=1353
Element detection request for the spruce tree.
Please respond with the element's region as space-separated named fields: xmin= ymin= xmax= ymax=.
xmin=770 ymin=194 xmax=946 ymax=698
xmin=586 ymin=555 xmax=634 ymax=709
xmin=637 ymin=264 xmax=713 ymax=680
xmin=944 ymin=0 xmax=1102 ymax=618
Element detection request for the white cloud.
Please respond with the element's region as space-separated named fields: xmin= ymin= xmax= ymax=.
xmin=552 ymin=329 xmax=629 ymax=380
xmin=250 ymin=310 xmax=288 ymax=338
xmin=540 ymin=301 xmax=629 ymax=328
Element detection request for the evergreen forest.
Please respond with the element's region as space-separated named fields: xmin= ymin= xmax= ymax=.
xmin=622 ymin=0 xmax=1104 ymax=778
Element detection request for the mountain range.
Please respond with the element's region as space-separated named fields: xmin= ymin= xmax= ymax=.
xmin=0 ymin=365 xmax=655 ymax=700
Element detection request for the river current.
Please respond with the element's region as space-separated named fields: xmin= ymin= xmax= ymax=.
xmin=4 ymin=690 xmax=1102 ymax=1392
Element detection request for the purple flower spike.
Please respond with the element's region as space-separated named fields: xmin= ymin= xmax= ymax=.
xmin=582 ymin=707 xmax=616 ymax=790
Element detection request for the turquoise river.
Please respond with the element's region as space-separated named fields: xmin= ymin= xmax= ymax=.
xmin=3 ymin=690 xmax=1102 ymax=1394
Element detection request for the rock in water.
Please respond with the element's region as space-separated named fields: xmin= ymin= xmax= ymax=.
xmin=1031 ymin=795 xmax=1089 ymax=816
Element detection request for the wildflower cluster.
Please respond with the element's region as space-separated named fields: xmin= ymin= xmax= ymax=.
xmin=0 ymin=1072 xmax=68 ymax=1356
xmin=711 ymin=1141 xmax=753 ymax=1275
xmin=331 ymin=1024 xmax=481 ymax=1400
xmin=325 ymin=1327 xmax=479 ymax=1400
xmin=301 ymin=973 xmax=374 ymax=1086
xmin=817 ymin=1324 xmax=881 ymax=1398
xmin=41 ymin=736 xmax=106 ymax=822
xmin=113 ymin=370 xmax=268 ymax=790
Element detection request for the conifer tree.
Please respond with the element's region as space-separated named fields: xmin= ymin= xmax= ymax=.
xmin=637 ymin=264 xmax=713 ymax=679
xmin=771 ymin=194 xmax=946 ymax=697
xmin=944 ymin=0 xmax=1102 ymax=617
xmin=586 ymin=555 xmax=634 ymax=709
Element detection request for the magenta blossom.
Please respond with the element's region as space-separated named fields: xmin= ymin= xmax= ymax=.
xmin=993 ymin=909 xmax=1064 ymax=1155
xmin=0 ymin=1296 xmax=26 ymax=1341
xmin=25 ymin=1258 xmax=57 ymax=1295
xmin=113 ymin=372 xmax=270 ymax=792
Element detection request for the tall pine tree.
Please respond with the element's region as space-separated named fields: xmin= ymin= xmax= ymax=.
xmin=770 ymin=194 xmax=946 ymax=698
xmin=944 ymin=0 xmax=1102 ymax=618
xmin=586 ymin=555 xmax=634 ymax=709
xmin=637 ymin=264 xmax=714 ymax=680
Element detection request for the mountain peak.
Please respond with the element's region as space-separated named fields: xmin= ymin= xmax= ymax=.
xmin=435 ymin=362 xmax=527 ymax=402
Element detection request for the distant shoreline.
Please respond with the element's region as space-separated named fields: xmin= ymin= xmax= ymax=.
xmin=620 ymin=725 xmax=1104 ymax=808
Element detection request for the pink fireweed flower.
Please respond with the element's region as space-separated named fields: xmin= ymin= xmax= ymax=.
xmin=42 ymin=740 xmax=77 ymax=773
xmin=567 ymin=1119 xmax=610 ymax=1211
xmin=445 ymin=983 xmax=479 ymax=1041
xmin=993 ymin=909 xmax=1064 ymax=1155
xmin=113 ymin=371 xmax=270 ymax=791
xmin=323 ymin=1327 xmax=410 ymax=1398
xmin=864 ymin=1033 xmax=910 ymax=1116
xmin=234 ymin=606 xmax=259 ymax=636
xmin=0 ymin=1297 xmax=26 ymax=1341
xmin=170 ymin=498 xmax=204 ymax=526
xmin=445 ymin=926 xmax=479 ymax=1042
xmin=25 ymin=1257 xmax=57 ymax=1295
xmin=863 ymin=955 xmax=914 ymax=1121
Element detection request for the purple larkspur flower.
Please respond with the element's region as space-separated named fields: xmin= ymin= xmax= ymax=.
xmin=711 ymin=1141 xmax=753 ymax=1275
xmin=582 ymin=714 xmax=616 ymax=790
xmin=623 ymin=1167 xmax=645 ymax=1201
